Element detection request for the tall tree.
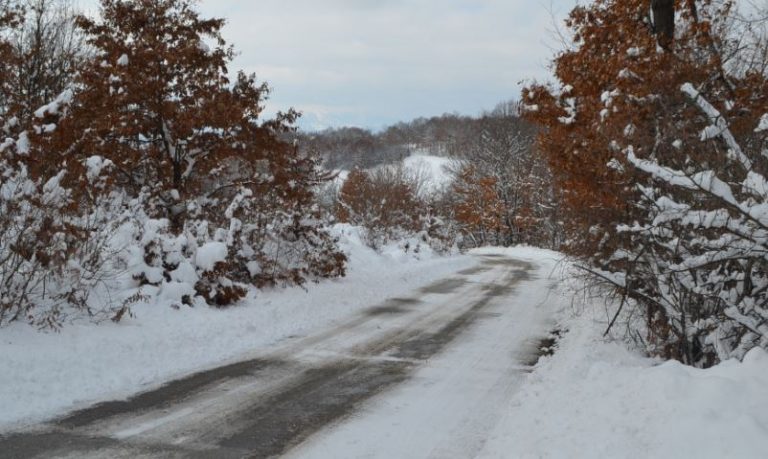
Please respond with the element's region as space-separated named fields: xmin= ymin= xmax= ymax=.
xmin=28 ymin=0 xmax=345 ymax=304
xmin=452 ymin=165 xmax=504 ymax=247
xmin=524 ymin=0 xmax=768 ymax=364
xmin=523 ymin=0 xmax=747 ymax=258
xmin=336 ymin=166 xmax=423 ymax=249
xmin=36 ymin=0 xmax=298 ymax=231
xmin=651 ymin=0 xmax=675 ymax=48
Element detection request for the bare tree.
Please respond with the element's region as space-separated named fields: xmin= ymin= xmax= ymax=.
xmin=0 ymin=0 xmax=21 ymax=119
xmin=452 ymin=113 xmax=558 ymax=248
xmin=8 ymin=0 xmax=85 ymax=123
xmin=726 ymin=0 xmax=768 ymax=76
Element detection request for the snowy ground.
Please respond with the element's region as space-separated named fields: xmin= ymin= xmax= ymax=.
xmin=285 ymin=246 xmax=564 ymax=459
xmin=479 ymin=282 xmax=768 ymax=459
xmin=401 ymin=153 xmax=454 ymax=194
xmin=3 ymin=243 xmax=768 ymax=458
xmin=0 ymin=245 xmax=546 ymax=458
xmin=284 ymin=248 xmax=768 ymax=459
xmin=0 ymin=225 xmax=473 ymax=432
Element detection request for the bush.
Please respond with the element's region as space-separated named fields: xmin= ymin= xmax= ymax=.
xmin=335 ymin=164 xmax=455 ymax=253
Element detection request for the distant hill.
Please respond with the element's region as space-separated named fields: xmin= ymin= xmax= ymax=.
xmin=294 ymin=100 xmax=531 ymax=171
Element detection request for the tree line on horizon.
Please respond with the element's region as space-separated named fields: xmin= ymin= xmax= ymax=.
xmin=297 ymin=100 xmax=524 ymax=170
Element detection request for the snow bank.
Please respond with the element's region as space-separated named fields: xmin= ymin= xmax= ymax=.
xmin=482 ymin=272 xmax=768 ymax=459
xmin=0 ymin=225 xmax=472 ymax=432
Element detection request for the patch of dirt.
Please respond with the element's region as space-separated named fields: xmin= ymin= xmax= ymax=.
xmin=367 ymin=306 xmax=408 ymax=315
xmin=523 ymin=328 xmax=567 ymax=367
xmin=457 ymin=266 xmax=490 ymax=276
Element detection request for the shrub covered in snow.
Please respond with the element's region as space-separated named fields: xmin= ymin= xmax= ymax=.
xmin=608 ymin=87 xmax=768 ymax=364
xmin=0 ymin=139 xmax=128 ymax=327
xmin=0 ymin=0 xmax=347 ymax=328
xmin=335 ymin=165 xmax=457 ymax=254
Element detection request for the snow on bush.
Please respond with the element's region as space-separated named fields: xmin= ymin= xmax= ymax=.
xmin=335 ymin=164 xmax=458 ymax=255
xmin=0 ymin=0 xmax=350 ymax=327
xmin=596 ymin=85 xmax=768 ymax=363
xmin=195 ymin=242 xmax=228 ymax=272
xmin=0 ymin=119 xmax=346 ymax=326
xmin=522 ymin=0 xmax=768 ymax=366
xmin=0 ymin=136 xmax=128 ymax=327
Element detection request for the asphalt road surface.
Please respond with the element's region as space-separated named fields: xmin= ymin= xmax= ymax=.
xmin=0 ymin=253 xmax=556 ymax=459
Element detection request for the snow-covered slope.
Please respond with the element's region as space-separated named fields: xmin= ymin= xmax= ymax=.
xmin=331 ymin=153 xmax=455 ymax=196
xmin=402 ymin=154 xmax=454 ymax=194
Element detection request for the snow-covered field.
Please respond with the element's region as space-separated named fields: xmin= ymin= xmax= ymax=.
xmin=0 ymin=225 xmax=473 ymax=432
xmin=402 ymin=153 xmax=454 ymax=194
xmin=332 ymin=153 xmax=455 ymax=195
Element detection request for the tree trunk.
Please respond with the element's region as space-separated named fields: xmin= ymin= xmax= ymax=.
xmin=651 ymin=0 xmax=675 ymax=49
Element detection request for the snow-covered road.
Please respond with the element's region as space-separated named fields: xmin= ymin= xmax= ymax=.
xmin=286 ymin=250 xmax=560 ymax=459
xmin=0 ymin=249 xmax=562 ymax=458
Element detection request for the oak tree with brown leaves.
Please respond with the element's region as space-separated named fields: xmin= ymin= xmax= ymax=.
xmin=452 ymin=165 xmax=504 ymax=247
xmin=27 ymin=0 xmax=345 ymax=307
xmin=337 ymin=166 xmax=423 ymax=249
xmin=40 ymin=0 xmax=284 ymax=229
xmin=524 ymin=0 xmax=768 ymax=365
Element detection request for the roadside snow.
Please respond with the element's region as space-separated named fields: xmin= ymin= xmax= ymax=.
xmin=5 ymin=242 xmax=766 ymax=458
xmin=481 ymin=272 xmax=768 ymax=459
xmin=286 ymin=246 xmax=768 ymax=459
xmin=0 ymin=225 xmax=472 ymax=432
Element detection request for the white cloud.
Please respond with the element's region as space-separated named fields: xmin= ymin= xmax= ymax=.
xmin=80 ymin=0 xmax=580 ymax=128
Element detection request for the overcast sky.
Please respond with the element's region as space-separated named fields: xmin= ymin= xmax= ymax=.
xmin=82 ymin=0 xmax=579 ymax=130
